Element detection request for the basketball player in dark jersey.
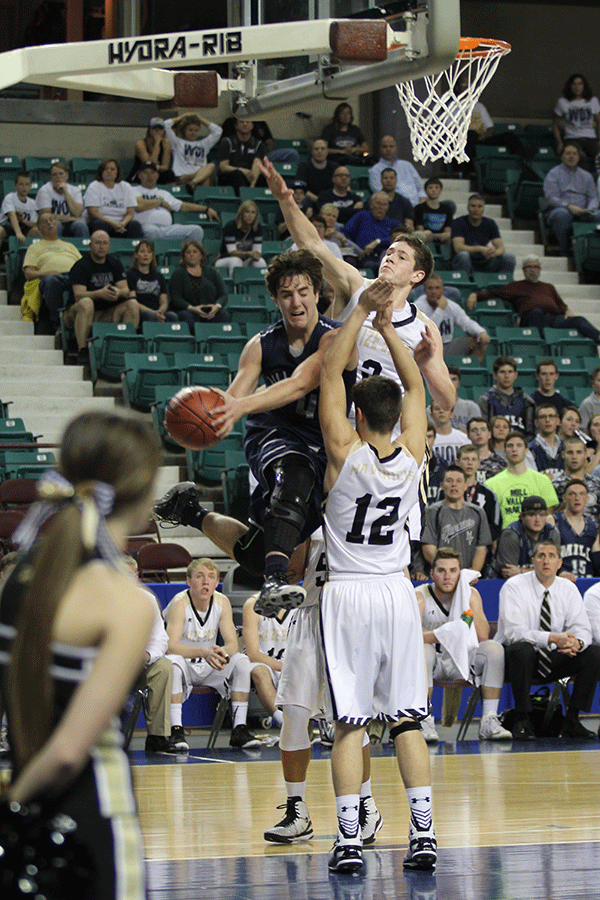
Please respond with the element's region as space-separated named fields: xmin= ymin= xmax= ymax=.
xmin=154 ymin=248 xmax=356 ymax=616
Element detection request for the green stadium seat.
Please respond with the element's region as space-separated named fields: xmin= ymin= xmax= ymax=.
xmin=472 ymin=272 xmax=513 ymax=289
xmin=142 ymin=321 xmax=195 ymax=357
xmin=495 ymin=326 xmax=547 ymax=357
xmin=272 ymin=162 xmax=297 ymax=180
xmin=192 ymin=191 xmax=239 ymax=215
xmin=551 ymin=356 xmax=590 ymax=388
xmin=232 ymin=267 xmax=269 ymax=288
xmin=3 ymin=450 xmax=56 ymax=481
xmin=121 ymin=352 xmax=180 ymax=410
xmin=238 ymin=187 xmax=280 ymax=215
xmin=150 ymin=385 xmax=184 ymax=450
xmin=173 ymin=352 xmax=230 ymax=390
xmin=194 ymin=185 xmax=236 ymax=198
xmin=152 ymin=239 xmax=185 ymax=268
xmin=444 ymin=356 xmax=490 ymax=389
xmin=71 ymin=157 xmax=102 ymax=180
xmin=475 ymin=147 xmax=522 ymax=194
xmin=226 ymin=300 xmax=271 ymax=326
xmin=221 ymin=450 xmax=250 ymax=519
xmin=543 ymin=328 xmax=596 ymax=359
xmin=24 ymin=156 xmax=66 ymax=182
xmin=187 ymin=431 xmax=244 ymax=482
xmin=88 ymin=322 xmax=145 ymax=383
xmin=205 ymin=334 xmax=248 ymax=358
xmin=572 ymin=386 xmax=592 ymax=407
xmin=193 ymin=321 xmax=242 ymax=351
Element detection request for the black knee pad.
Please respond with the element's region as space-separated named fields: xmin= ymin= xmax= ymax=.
xmin=263 ymin=455 xmax=315 ymax=557
xmin=389 ymin=720 xmax=422 ymax=742
xmin=233 ymin=523 xmax=266 ymax=578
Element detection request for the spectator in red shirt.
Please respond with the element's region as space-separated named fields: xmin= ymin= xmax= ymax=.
xmin=467 ymin=255 xmax=600 ymax=346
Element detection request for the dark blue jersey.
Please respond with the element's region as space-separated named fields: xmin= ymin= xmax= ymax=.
xmin=554 ymin=511 xmax=598 ymax=577
xmin=246 ymin=314 xmax=355 ymax=449
xmin=528 ymin=437 xmax=564 ymax=476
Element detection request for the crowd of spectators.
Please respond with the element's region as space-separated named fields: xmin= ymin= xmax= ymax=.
xmin=6 ymin=105 xmax=600 ymax=597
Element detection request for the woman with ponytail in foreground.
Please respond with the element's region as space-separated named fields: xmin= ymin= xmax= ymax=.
xmin=0 ymin=409 xmax=162 ymax=899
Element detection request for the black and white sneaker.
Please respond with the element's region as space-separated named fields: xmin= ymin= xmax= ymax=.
xmin=145 ymin=734 xmax=183 ymax=755
xmin=359 ymin=795 xmax=383 ymax=845
xmin=229 ymin=723 xmax=260 ymax=749
xmin=153 ymin=482 xmax=199 ymax=526
xmin=254 ymin=574 xmax=306 ymax=618
xmin=170 ymin=726 xmax=190 ymax=752
xmin=403 ymin=823 xmax=437 ymax=870
xmin=328 ymin=833 xmax=364 ymax=873
xmin=264 ymin=797 xmax=314 ymax=843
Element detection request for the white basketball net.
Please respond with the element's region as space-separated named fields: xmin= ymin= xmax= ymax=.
xmin=396 ymin=38 xmax=511 ymax=165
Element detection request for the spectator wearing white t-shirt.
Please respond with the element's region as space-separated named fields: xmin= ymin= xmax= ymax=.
xmin=83 ymin=159 xmax=143 ymax=238
xmin=36 ymin=161 xmax=89 ymax=238
xmin=131 ymin=161 xmax=219 ymax=242
xmin=553 ymin=73 xmax=600 ymax=161
xmin=164 ymin=114 xmax=222 ymax=188
xmin=0 ymin=172 xmax=40 ymax=245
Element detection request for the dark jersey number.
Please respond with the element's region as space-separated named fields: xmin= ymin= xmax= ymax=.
xmin=267 ymin=647 xmax=285 ymax=661
xmin=359 ymin=358 xmax=382 ymax=380
xmin=345 ymin=492 xmax=401 ymax=546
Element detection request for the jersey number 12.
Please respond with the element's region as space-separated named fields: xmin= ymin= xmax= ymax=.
xmin=345 ymin=492 xmax=400 ymax=545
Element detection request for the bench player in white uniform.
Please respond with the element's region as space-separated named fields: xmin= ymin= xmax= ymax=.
xmin=415 ymin=547 xmax=511 ymax=743
xmin=263 ymin=529 xmax=383 ymax=846
xmin=164 ymin=557 xmax=259 ymax=750
xmin=242 ymin=596 xmax=290 ymax=729
xmin=319 ymin=279 xmax=435 ymax=874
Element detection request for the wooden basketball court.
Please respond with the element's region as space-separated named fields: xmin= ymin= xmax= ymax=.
xmin=133 ymin=737 xmax=600 ymax=899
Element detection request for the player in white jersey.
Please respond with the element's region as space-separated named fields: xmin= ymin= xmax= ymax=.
xmin=415 ymin=548 xmax=511 ymax=743
xmin=243 ymin=595 xmax=290 ymax=728
xmin=257 ymin=156 xmax=455 ymax=417
xmin=319 ymin=279 xmax=435 ymax=874
xmin=263 ymin=530 xmax=383 ymax=846
xmin=164 ymin=557 xmax=259 ymax=750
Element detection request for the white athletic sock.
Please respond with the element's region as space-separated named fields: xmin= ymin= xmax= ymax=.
xmin=360 ymin=777 xmax=372 ymax=798
xmin=272 ymin=709 xmax=284 ymax=728
xmin=285 ymin=780 xmax=306 ymax=801
xmin=232 ymin=701 xmax=248 ymax=729
xmin=406 ymin=786 xmax=433 ymax=833
xmin=482 ymin=698 xmax=499 ymax=718
xmin=170 ymin=704 xmax=182 ymax=728
xmin=336 ymin=794 xmax=360 ymax=840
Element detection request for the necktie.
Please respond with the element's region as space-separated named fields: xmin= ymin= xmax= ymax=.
xmin=537 ymin=589 xmax=553 ymax=679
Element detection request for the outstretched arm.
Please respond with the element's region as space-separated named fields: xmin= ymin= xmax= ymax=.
xmin=320 ymin=280 xmax=390 ymax=483
xmin=374 ymin=312 xmax=427 ymax=466
xmin=257 ymin=157 xmax=363 ymax=301
xmin=413 ymin=319 xmax=456 ymax=413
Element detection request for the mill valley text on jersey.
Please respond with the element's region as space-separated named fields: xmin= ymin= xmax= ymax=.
xmin=107 ymin=32 xmax=243 ymax=65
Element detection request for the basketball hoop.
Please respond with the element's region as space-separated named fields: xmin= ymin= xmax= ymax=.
xmin=396 ymin=37 xmax=511 ymax=165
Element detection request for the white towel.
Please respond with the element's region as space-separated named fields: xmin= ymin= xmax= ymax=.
xmin=433 ymin=569 xmax=480 ymax=681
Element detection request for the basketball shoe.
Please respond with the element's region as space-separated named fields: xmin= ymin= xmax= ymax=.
xmin=328 ymin=831 xmax=364 ymax=873
xmin=229 ymin=723 xmax=260 ymax=749
xmin=254 ymin=573 xmax=306 ymax=618
xmin=403 ymin=822 xmax=437 ymax=870
xmin=420 ymin=714 xmax=439 ymax=743
xmin=170 ymin=726 xmax=189 ymax=752
xmin=153 ymin=482 xmax=199 ymax=525
xmin=478 ymin=713 xmax=512 ymax=740
xmin=359 ymin=795 xmax=383 ymax=845
xmin=264 ymin=798 xmax=314 ymax=843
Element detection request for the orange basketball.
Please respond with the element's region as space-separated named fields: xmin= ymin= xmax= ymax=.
xmin=164 ymin=386 xmax=224 ymax=450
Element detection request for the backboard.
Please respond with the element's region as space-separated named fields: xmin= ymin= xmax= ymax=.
xmin=0 ymin=0 xmax=459 ymax=114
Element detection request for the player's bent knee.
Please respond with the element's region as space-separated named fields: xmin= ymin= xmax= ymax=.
xmin=389 ymin=720 xmax=422 ymax=741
